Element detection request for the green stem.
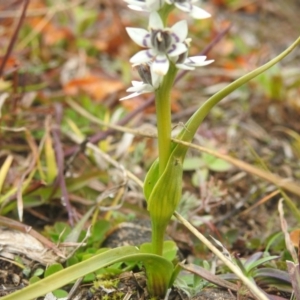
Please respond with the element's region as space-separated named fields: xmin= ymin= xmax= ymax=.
xmin=155 ymin=88 xmax=171 ymax=175
xmin=151 ymin=221 xmax=167 ymax=256
xmin=155 ymin=63 xmax=177 ymax=175
xmin=158 ymin=4 xmax=175 ymax=26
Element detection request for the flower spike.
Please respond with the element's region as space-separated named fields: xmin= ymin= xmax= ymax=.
xmin=126 ymin=12 xmax=188 ymax=76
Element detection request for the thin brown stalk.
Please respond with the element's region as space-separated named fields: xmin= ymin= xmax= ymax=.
xmin=52 ymin=104 xmax=75 ymax=226
xmin=0 ymin=0 xmax=30 ymax=77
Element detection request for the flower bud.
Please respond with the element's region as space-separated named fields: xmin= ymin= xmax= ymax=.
xmin=136 ymin=63 xmax=152 ymax=85
xmin=175 ymin=38 xmax=191 ymax=64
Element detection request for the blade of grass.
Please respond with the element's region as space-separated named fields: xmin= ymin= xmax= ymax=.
xmin=45 ymin=117 xmax=58 ymax=184
xmin=0 ymin=155 xmax=13 ymax=194
xmin=16 ymin=129 xmax=39 ymax=221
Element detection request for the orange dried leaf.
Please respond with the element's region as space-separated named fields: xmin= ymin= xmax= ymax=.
xmin=0 ymin=56 xmax=19 ymax=74
xmin=92 ymin=12 xmax=128 ymax=55
xmin=63 ymin=75 xmax=124 ymax=100
xmin=43 ymin=25 xmax=72 ymax=46
xmin=290 ymin=229 xmax=300 ymax=248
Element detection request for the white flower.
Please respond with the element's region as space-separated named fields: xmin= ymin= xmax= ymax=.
xmin=120 ymin=63 xmax=162 ymax=100
xmin=124 ymin=0 xmax=164 ymax=11
xmin=120 ymin=80 xmax=155 ymax=100
xmin=126 ymin=12 xmax=188 ymax=76
xmin=165 ymin=0 xmax=211 ymax=19
xmin=172 ymin=38 xmax=213 ymax=70
xmin=176 ymin=55 xmax=214 ymax=70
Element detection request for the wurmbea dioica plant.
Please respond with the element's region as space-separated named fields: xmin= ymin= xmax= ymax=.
xmin=3 ymin=2 xmax=300 ymax=300
xmin=121 ymin=2 xmax=213 ymax=257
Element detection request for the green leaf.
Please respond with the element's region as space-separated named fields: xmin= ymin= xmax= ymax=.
xmin=90 ymin=219 xmax=111 ymax=245
xmin=162 ymin=240 xmax=178 ymax=262
xmin=29 ymin=276 xmax=41 ymax=284
xmin=245 ymin=255 xmax=279 ymax=274
xmin=46 ymin=222 xmax=71 ymax=243
xmin=146 ymin=154 xmax=183 ymax=255
xmin=44 ymin=132 xmax=58 ymax=184
xmin=52 ymin=289 xmax=68 ymax=298
xmin=142 ymin=255 xmax=174 ymax=297
xmin=1 ymin=246 xmax=175 ymax=300
xmin=182 ymin=157 xmax=205 ymax=171
xmin=202 ymin=153 xmax=232 ymax=172
xmin=144 ymin=159 xmax=160 ymax=202
xmin=148 ymin=155 xmax=183 ymax=219
xmin=44 ymin=264 xmax=64 ymax=277
xmin=65 ymin=207 xmax=95 ymax=243
xmin=140 ymin=240 xmax=178 ymax=262
xmin=32 ymin=268 xmax=44 ymax=277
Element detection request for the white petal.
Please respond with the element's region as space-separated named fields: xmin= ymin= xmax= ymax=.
xmin=126 ymin=84 xmax=153 ymax=93
xmin=149 ymin=11 xmax=164 ymax=29
xmin=175 ymin=63 xmax=195 ymax=70
xmin=153 ymin=54 xmax=169 ymax=75
xmin=146 ymin=0 xmax=164 ymax=11
xmin=125 ymin=0 xmax=145 ymax=5
xmin=125 ymin=0 xmax=149 ymax=10
xmin=186 ymin=56 xmax=214 ymax=66
xmin=186 ymin=55 xmax=207 ymax=64
xmin=131 ymin=80 xmax=145 ymax=87
xmin=171 ymin=20 xmax=188 ymax=42
xmin=120 ymin=92 xmax=142 ymax=100
xmin=126 ymin=82 xmax=145 ymax=92
xmin=151 ymin=69 xmax=163 ymax=88
xmin=174 ymin=3 xmax=191 ymax=13
xmin=126 ymin=28 xmax=149 ymax=47
xmin=120 ymin=82 xmax=154 ymax=100
xmin=127 ymin=5 xmax=143 ymax=10
xmin=168 ymin=43 xmax=187 ymax=57
xmin=190 ymin=6 xmax=211 ymax=19
xmin=129 ymin=49 xmax=155 ymax=64
xmin=165 ymin=0 xmax=172 ymax=4
xmin=127 ymin=5 xmax=146 ymax=11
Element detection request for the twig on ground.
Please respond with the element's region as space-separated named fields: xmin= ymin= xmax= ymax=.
xmin=52 ymin=104 xmax=75 ymax=226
